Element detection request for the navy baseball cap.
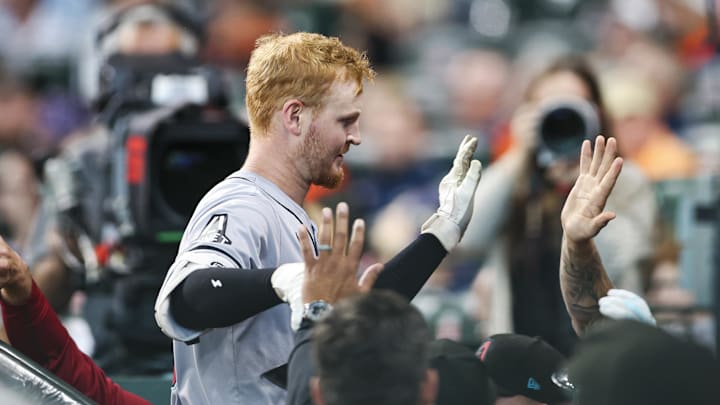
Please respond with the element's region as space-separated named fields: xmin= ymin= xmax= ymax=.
xmin=476 ymin=333 xmax=572 ymax=404
xmin=429 ymin=339 xmax=493 ymax=405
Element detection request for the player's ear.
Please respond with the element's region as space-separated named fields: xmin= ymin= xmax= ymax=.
xmin=310 ymin=377 xmax=326 ymax=405
xmin=282 ymin=99 xmax=304 ymax=137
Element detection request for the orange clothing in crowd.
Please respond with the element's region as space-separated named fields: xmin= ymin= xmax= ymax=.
xmin=629 ymin=131 xmax=697 ymax=181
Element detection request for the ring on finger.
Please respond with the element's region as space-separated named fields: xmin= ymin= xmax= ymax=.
xmin=317 ymin=244 xmax=332 ymax=252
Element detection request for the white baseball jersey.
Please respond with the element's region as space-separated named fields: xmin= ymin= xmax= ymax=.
xmin=154 ymin=169 xmax=317 ymax=404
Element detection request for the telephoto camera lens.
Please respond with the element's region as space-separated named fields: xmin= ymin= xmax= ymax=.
xmin=536 ymin=98 xmax=599 ymax=166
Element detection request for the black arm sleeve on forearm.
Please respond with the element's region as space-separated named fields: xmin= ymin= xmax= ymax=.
xmin=373 ymin=233 xmax=448 ymax=301
xmin=170 ymin=267 xmax=282 ymax=330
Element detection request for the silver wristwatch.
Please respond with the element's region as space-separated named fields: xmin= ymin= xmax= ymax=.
xmin=303 ymin=300 xmax=334 ymax=322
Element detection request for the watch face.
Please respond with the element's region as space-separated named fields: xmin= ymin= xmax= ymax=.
xmin=305 ymin=300 xmax=333 ymax=321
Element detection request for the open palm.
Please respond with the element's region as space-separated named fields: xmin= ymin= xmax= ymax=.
xmin=561 ymin=136 xmax=623 ymax=243
xmin=298 ymin=203 xmax=382 ymax=304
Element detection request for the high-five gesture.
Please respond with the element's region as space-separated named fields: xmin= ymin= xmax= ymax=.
xmin=298 ymin=202 xmax=383 ymax=305
xmin=561 ymin=136 xmax=623 ymax=242
xmin=560 ymin=135 xmax=621 ymax=335
xmin=422 ymin=135 xmax=483 ymax=251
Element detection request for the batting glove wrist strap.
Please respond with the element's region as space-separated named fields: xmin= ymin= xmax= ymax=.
xmin=421 ymin=214 xmax=461 ymax=252
xmin=271 ymin=262 xmax=305 ymax=331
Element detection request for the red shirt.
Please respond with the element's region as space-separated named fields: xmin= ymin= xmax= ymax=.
xmin=1 ymin=282 xmax=151 ymax=405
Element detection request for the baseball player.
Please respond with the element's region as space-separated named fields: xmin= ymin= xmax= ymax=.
xmin=154 ymin=32 xmax=482 ymax=404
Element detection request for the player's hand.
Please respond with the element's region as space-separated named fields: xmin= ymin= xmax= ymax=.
xmin=599 ymin=289 xmax=656 ymax=326
xmin=561 ymin=136 xmax=623 ymax=244
xmin=421 ymin=135 xmax=482 ymax=251
xmin=298 ymin=202 xmax=383 ymax=305
xmin=0 ymin=236 xmax=32 ymax=305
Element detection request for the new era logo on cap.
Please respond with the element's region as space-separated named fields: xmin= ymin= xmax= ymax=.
xmin=476 ymin=334 xmax=569 ymax=403
xmin=476 ymin=340 xmax=492 ymax=361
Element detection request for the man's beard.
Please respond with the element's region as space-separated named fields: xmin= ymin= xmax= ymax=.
xmin=300 ymin=124 xmax=344 ymax=188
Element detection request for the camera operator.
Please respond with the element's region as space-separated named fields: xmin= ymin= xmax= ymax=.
xmin=36 ymin=1 xmax=248 ymax=374
xmin=459 ymin=56 xmax=658 ymax=355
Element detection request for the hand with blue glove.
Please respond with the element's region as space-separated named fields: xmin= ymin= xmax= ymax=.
xmin=599 ymin=289 xmax=656 ymax=326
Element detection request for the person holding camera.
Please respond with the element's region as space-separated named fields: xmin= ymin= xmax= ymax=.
xmin=460 ymin=56 xmax=657 ymax=355
xmin=32 ymin=1 xmax=213 ymax=375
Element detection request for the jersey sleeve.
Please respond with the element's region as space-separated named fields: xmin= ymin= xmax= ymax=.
xmin=154 ymin=195 xmax=278 ymax=342
xmin=2 ymin=282 xmax=151 ymax=405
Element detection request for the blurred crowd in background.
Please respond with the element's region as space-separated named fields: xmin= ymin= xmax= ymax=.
xmin=0 ymin=0 xmax=718 ymax=373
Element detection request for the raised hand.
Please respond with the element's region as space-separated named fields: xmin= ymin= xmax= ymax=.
xmin=561 ymin=135 xmax=623 ymax=243
xmin=422 ymin=135 xmax=482 ymax=251
xmin=0 ymin=236 xmax=32 ymax=305
xmin=560 ymin=135 xmax=620 ymax=335
xmin=298 ymin=202 xmax=383 ymax=305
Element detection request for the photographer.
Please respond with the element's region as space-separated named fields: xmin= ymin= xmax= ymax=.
xmin=460 ymin=56 xmax=658 ymax=355
xmin=37 ymin=1 xmax=248 ymax=374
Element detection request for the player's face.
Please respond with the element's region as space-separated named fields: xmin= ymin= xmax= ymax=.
xmin=301 ymin=80 xmax=362 ymax=188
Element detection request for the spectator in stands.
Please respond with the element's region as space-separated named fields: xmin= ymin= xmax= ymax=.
xmin=0 ymin=148 xmax=79 ymax=326
xmin=444 ymin=48 xmax=511 ymax=159
xmin=0 ymin=71 xmax=54 ymax=157
xmin=0 ymin=149 xmax=39 ymax=252
xmin=0 ymin=233 xmax=150 ymax=405
xmin=0 ymin=0 xmax=94 ymax=147
xmin=460 ymin=56 xmax=657 ymax=355
xmin=0 ymin=0 xmax=94 ymax=74
xmin=603 ymin=68 xmax=697 ymax=181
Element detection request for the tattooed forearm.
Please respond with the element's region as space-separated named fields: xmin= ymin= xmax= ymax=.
xmin=560 ymin=236 xmax=614 ymax=335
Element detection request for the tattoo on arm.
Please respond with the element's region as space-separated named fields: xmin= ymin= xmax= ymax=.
xmin=560 ymin=237 xmax=614 ymax=335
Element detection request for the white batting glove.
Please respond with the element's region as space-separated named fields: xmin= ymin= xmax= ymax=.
xmin=422 ymin=135 xmax=482 ymax=251
xmin=599 ymin=289 xmax=656 ymax=326
xmin=271 ymin=262 xmax=305 ymax=331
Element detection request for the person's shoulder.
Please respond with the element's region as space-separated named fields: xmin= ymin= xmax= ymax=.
xmin=190 ymin=175 xmax=281 ymax=230
xmin=200 ymin=175 xmax=277 ymax=212
xmin=204 ymin=174 xmax=262 ymax=199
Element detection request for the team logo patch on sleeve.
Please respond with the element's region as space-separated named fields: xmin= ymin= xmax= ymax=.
xmin=200 ymin=214 xmax=232 ymax=245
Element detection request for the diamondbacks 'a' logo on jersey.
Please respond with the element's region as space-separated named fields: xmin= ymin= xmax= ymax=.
xmin=200 ymin=214 xmax=232 ymax=245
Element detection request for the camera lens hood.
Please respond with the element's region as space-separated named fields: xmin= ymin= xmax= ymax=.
xmin=536 ymin=97 xmax=599 ymax=166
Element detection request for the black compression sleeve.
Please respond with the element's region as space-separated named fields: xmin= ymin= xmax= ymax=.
xmin=373 ymin=233 xmax=448 ymax=301
xmin=170 ymin=267 xmax=282 ymax=330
